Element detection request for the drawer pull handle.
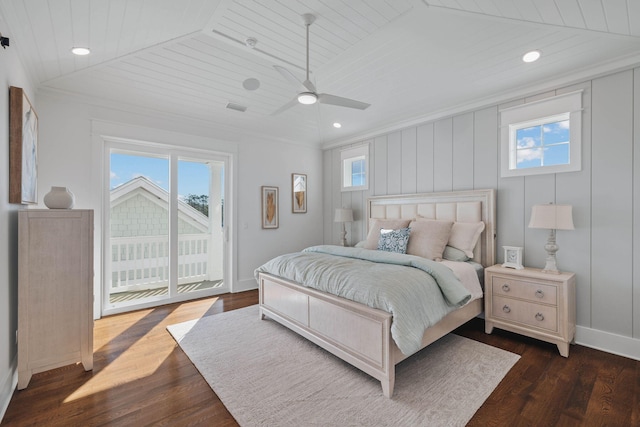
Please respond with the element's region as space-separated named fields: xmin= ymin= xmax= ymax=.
xmin=535 ymin=312 xmax=545 ymax=321
xmin=502 ymin=284 xmax=510 ymax=292
xmin=535 ymin=290 xmax=544 ymax=298
xmin=502 ymin=305 xmax=511 ymax=313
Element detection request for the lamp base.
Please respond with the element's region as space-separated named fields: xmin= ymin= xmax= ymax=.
xmin=542 ymin=229 xmax=561 ymax=274
xmin=542 ymin=265 xmax=561 ymax=275
xmin=339 ymin=224 xmax=347 ymax=247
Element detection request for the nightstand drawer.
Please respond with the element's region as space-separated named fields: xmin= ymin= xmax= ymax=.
xmin=492 ymin=296 xmax=558 ymax=332
xmin=491 ymin=276 xmax=557 ymax=305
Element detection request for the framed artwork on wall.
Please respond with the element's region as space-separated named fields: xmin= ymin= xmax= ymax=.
xmin=9 ymin=86 xmax=38 ymax=204
xmin=292 ymin=173 xmax=307 ymax=213
xmin=261 ymin=186 xmax=279 ymax=229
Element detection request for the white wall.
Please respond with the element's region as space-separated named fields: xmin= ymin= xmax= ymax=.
xmin=34 ymin=91 xmax=324 ymax=302
xmin=0 ymin=73 xmax=322 ymax=419
xmin=0 ymin=13 xmax=35 ymax=419
xmin=324 ymin=67 xmax=640 ymax=361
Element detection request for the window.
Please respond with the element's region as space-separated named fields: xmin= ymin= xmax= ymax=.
xmin=500 ymin=91 xmax=582 ymax=177
xmin=341 ymin=144 xmax=369 ymax=191
xmin=512 ymin=113 xmax=569 ymax=169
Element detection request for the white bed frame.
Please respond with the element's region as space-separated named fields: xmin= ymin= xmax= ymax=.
xmin=258 ymin=189 xmax=496 ymax=397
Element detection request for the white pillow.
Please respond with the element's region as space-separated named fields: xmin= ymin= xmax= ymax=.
xmin=406 ymin=220 xmax=453 ymax=260
xmin=447 ymin=221 xmax=485 ymax=258
xmin=363 ymin=219 xmax=411 ymax=249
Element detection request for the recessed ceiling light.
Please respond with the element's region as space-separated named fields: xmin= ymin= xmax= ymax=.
xmin=71 ymin=47 xmax=91 ymax=56
xmin=333 ymin=122 xmax=342 ymax=128
xmin=522 ymin=50 xmax=541 ymax=63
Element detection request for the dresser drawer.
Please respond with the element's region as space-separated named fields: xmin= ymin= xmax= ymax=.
xmin=492 ymin=276 xmax=557 ymax=305
xmin=491 ymin=296 xmax=558 ymax=332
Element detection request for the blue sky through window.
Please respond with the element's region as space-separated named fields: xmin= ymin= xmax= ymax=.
xmin=351 ymin=159 xmax=365 ymax=186
xmin=110 ymin=153 xmax=216 ymax=198
xmin=515 ymin=119 xmax=569 ymax=169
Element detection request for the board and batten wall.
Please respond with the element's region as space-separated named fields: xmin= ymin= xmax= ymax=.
xmin=323 ymin=67 xmax=640 ymax=361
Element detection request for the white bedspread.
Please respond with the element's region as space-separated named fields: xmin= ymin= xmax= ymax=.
xmin=439 ymin=260 xmax=484 ymax=302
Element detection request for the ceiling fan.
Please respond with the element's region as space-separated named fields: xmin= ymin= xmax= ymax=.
xmin=272 ymin=13 xmax=371 ymax=115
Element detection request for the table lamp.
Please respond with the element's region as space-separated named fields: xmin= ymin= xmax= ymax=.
xmin=528 ymin=203 xmax=574 ymax=274
xmin=334 ymin=208 xmax=354 ymax=246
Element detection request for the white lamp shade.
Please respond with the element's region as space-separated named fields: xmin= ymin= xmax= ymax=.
xmin=528 ymin=204 xmax=574 ymax=230
xmin=334 ymin=208 xmax=354 ymax=223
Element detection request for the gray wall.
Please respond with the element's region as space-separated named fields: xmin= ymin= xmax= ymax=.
xmin=324 ymin=68 xmax=640 ymax=360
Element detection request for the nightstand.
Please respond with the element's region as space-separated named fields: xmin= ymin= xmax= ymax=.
xmin=484 ymin=264 xmax=576 ymax=357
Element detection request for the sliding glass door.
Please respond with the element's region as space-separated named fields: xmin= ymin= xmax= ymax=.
xmin=176 ymin=158 xmax=225 ymax=295
xmin=103 ymin=143 xmax=229 ymax=315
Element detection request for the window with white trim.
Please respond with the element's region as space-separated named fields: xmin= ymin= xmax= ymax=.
xmin=500 ymin=91 xmax=582 ymax=177
xmin=341 ymin=144 xmax=369 ymax=191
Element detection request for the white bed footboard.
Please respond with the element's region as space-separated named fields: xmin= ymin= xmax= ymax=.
xmin=258 ymin=272 xmax=483 ymax=398
xmin=258 ymin=272 xmax=396 ymax=397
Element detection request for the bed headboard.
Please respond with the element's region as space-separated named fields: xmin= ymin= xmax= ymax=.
xmin=366 ymin=189 xmax=496 ymax=267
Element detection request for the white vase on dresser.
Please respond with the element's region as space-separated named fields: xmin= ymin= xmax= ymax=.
xmin=17 ymin=209 xmax=94 ymax=389
xmin=43 ymin=186 xmax=75 ymax=209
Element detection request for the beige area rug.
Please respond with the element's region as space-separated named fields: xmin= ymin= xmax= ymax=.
xmin=167 ymin=305 xmax=519 ymax=427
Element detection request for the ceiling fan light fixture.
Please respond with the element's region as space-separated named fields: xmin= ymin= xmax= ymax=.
xmin=297 ymin=92 xmax=317 ymax=105
xmin=271 ymin=13 xmax=370 ymax=114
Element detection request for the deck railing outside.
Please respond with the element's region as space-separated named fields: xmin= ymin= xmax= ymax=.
xmin=110 ymin=233 xmax=213 ymax=293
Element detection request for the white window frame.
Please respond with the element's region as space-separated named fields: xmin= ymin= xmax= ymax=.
xmin=341 ymin=144 xmax=369 ymax=191
xmin=500 ymin=90 xmax=582 ymax=177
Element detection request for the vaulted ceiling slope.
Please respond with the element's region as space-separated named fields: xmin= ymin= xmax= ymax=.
xmin=1 ymin=0 xmax=639 ymax=148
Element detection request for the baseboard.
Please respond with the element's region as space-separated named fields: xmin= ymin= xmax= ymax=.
xmin=234 ymin=277 xmax=258 ymax=293
xmin=575 ymin=326 xmax=640 ymax=361
xmin=0 ymin=357 xmax=17 ymax=423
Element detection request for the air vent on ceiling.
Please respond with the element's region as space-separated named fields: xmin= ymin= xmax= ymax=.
xmin=226 ymin=102 xmax=247 ymax=112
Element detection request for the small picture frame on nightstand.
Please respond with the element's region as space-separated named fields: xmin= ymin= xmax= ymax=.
xmin=502 ymin=246 xmax=524 ymax=269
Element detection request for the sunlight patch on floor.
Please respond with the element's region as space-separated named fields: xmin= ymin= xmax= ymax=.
xmin=63 ymin=297 xmax=219 ymax=403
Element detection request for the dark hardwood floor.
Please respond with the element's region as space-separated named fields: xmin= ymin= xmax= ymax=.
xmin=2 ymin=291 xmax=638 ymax=426
xmin=457 ymin=318 xmax=639 ymax=427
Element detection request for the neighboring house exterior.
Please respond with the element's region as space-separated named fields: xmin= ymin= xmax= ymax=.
xmin=110 ymin=176 xmax=209 ymax=238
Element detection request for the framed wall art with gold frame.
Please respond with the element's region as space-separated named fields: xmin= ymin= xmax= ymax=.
xmin=261 ymin=186 xmax=279 ymax=229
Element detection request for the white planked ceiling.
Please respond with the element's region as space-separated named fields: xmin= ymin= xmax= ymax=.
xmin=1 ymin=0 xmax=639 ymax=147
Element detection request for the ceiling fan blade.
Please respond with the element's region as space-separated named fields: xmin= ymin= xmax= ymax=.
xmin=274 ymin=65 xmax=307 ymax=92
xmin=270 ymin=97 xmax=299 ymax=116
xmin=318 ymin=93 xmax=371 ymax=110
xmin=302 ymin=79 xmax=316 ymax=93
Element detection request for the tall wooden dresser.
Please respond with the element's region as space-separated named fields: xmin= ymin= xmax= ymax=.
xmin=17 ymin=209 xmax=94 ymax=389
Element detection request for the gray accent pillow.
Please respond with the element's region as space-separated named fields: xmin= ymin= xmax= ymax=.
xmin=442 ymin=245 xmax=470 ymax=262
xmin=364 ymin=219 xmax=411 ymax=249
xmin=377 ymin=228 xmax=411 ymax=254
